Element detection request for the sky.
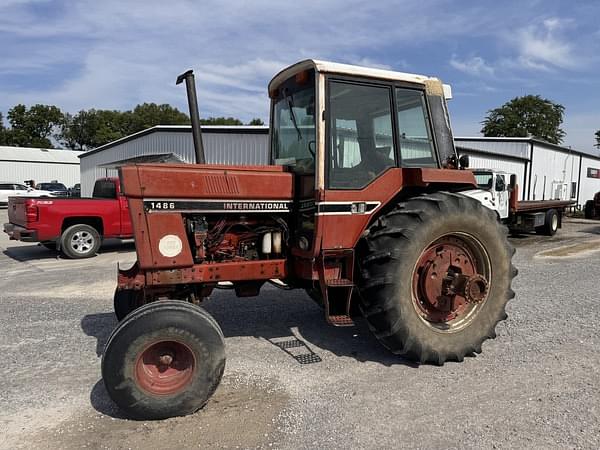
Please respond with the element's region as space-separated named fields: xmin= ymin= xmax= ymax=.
xmin=0 ymin=0 xmax=599 ymax=153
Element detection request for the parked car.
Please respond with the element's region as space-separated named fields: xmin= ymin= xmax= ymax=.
xmin=0 ymin=182 xmax=54 ymax=207
xmin=4 ymin=177 xmax=133 ymax=258
xmin=69 ymin=183 xmax=81 ymax=197
xmin=35 ymin=181 xmax=69 ymax=197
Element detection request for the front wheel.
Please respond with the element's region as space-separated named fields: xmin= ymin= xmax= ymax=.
xmin=60 ymin=224 xmax=101 ymax=258
xmin=358 ymin=192 xmax=516 ymax=365
xmin=114 ymin=288 xmax=145 ymax=321
xmin=102 ymin=300 xmax=226 ymax=420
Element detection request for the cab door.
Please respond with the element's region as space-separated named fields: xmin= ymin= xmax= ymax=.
xmin=495 ymin=174 xmax=510 ymax=219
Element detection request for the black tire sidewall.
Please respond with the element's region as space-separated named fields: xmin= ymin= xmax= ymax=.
xmin=61 ymin=224 xmax=101 ymax=258
xmin=102 ymin=301 xmax=225 ymax=420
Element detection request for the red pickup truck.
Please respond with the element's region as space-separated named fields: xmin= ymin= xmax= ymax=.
xmin=4 ymin=178 xmax=132 ymax=258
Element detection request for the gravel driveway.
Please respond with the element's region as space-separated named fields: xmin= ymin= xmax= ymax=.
xmin=1 ymin=210 xmax=599 ymax=449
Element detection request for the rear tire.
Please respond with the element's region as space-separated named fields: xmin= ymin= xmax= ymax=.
xmin=536 ymin=209 xmax=559 ymax=236
xmin=358 ymin=192 xmax=516 ymax=365
xmin=585 ymin=200 xmax=596 ymax=219
xmin=60 ymin=224 xmax=101 ymax=258
xmin=102 ymin=300 xmax=226 ymax=420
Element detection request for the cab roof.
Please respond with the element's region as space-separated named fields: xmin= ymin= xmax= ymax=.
xmin=268 ymin=59 xmax=451 ymax=98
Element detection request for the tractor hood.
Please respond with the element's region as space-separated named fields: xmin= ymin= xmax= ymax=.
xmin=119 ymin=163 xmax=293 ymax=202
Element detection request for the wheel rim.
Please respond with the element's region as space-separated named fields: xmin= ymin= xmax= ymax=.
xmin=412 ymin=233 xmax=491 ymax=332
xmin=551 ymin=214 xmax=558 ymax=231
xmin=70 ymin=230 xmax=95 ymax=254
xmin=135 ymin=340 xmax=196 ymax=395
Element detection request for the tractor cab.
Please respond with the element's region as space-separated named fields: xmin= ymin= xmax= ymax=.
xmin=267 ymin=61 xmax=474 ymax=323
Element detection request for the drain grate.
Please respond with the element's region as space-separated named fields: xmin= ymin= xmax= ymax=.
xmin=269 ymin=337 xmax=322 ymax=365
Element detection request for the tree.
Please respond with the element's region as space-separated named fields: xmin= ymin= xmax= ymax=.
xmin=481 ymin=95 xmax=565 ymax=144
xmin=199 ymin=117 xmax=243 ymax=126
xmin=4 ymin=104 xmax=64 ymax=148
xmin=129 ymin=103 xmax=189 ymax=132
xmin=0 ymin=112 xmax=6 ymax=145
xmin=595 ymin=130 xmax=600 ymax=149
xmin=247 ymin=118 xmax=264 ymax=126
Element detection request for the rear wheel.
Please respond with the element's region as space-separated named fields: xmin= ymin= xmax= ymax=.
xmin=60 ymin=224 xmax=101 ymax=258
xmin=358 ymin=192 xmax=516 ymax=365
xmin=102 ymin=300 xmax=226 ymax=420
xmin=584 ymin=200 xmax=596 ymax=219
xmin=536 ymin=209 xmax=559 ymax=236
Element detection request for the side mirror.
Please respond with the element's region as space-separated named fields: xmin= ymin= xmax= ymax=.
xmin=458 ymin=154 xmax=469 ymax=169
xmin=509 ymin=174 xmax=517 ymax=191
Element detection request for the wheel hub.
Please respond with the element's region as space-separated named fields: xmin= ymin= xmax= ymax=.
xmin=413 ymin=235 xmax=490 ymax=326
xmin=135 ymin=340 xmax=196 ymax=395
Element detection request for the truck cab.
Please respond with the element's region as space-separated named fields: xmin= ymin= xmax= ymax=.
xmin=463 ymin=169 xmax=513 ymax=220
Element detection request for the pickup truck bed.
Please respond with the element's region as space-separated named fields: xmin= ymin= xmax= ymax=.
xmin=4 ymin=177 xmax=132 ymax=258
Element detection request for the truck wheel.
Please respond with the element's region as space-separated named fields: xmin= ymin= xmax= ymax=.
xmin=536 ymin=209 xmax=559 ymax=236
xmin=102 ymin=300 xmax=226 ymax=420
xmin=114 ymin=288 xmax=145 ymax=321
xmin=584 ymin=200 xmax=595 ymax=219
xmin=60 ymin=224 xmax=101 ymax=258
xmin=358 ymin=192 xmax=516 ymax=365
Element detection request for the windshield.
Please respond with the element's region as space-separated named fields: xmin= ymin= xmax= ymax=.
xmin=473 ymin=172 xmax=493 ymax=190
xmin=272 ymin=71 xmax=316 ymax=173
xmin=38 ymin=183 xmax=66 ymax=190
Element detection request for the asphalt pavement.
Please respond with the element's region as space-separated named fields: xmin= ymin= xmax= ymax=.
xmin=1 ymin=209 xmax=599 ymax=449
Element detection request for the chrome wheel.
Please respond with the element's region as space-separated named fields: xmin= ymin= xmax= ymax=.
xmin=70 ymin=230 xmax=95 ymax=254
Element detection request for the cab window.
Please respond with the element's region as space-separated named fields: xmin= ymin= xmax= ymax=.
xmin=328 ymin=81 xmax=395 ymax=189
xmin=396 ymin=88 xmax=436 ymax=166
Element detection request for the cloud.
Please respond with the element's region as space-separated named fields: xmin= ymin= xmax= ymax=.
xmin=450 ymin=55 xmax=495 ymax=77
xmin=513 ymin=18 xmax=577 ymax=70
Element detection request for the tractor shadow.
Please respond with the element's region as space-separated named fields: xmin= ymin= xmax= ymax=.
xmin=80 ymin=287 xmax=426 ymax=418
xmin=201 ymin=287 xmax=418 ymax=368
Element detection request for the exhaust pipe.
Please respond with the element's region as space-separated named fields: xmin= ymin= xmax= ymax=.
xmin=176 ymin=70 xmax=206 ymax=164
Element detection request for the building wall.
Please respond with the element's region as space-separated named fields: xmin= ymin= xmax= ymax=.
xmin=578 ymin=156 xmax=600 ymax=205
xmin=528 ymin=144 xmax=579 ymax=202
xmin=0 ymin=160 xmax=80 ymax=187
xmin=80 ymin=131 xmax=269 ymax=197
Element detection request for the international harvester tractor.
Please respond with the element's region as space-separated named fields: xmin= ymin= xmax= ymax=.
xmin=102 ymin=60 xmax=517 ymax=419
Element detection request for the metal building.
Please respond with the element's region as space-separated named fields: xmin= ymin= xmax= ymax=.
xmin=0 ymin=146 xmax=83 ymax=187
xmin=79 ymin=126 xmax=600 ymax=209
xmin=78 ymin=125 xmax=269 ymax=197
xmin=456 ymin=137 xmax=600 ymax=208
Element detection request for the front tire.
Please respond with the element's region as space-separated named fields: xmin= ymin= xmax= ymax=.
xmin=102 ymin=300 xmax=226 ymax=420
xmin=358 ymin=192 xmax=516 ymax=365
xmin=60 ymin=224 xmax=101 ymax=258
xmin=114 ymin=288 xmax=145 ymax=321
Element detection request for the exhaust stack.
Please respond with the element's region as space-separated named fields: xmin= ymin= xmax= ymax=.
xmin=176 ymin=70 xmax=206 ymax=164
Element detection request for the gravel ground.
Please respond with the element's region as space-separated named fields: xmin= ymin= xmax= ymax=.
xmin=1 ymin=210 xmax=599 ymax=449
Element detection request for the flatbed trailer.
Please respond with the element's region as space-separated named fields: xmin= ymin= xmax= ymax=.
xmin=464 ymin=169 xmax=575 ymax=236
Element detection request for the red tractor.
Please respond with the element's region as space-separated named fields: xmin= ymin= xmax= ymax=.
xmin=102 ymin=60 xmax=517 ymax=419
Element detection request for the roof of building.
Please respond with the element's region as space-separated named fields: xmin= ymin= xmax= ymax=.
xmin=78 ymin=125 xmax=269 ymax=159
xmin=0 ymin=146 xmax=83 ymax=164
xmin=455 ymin=136 xmax=600 ymax=160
